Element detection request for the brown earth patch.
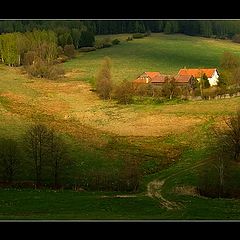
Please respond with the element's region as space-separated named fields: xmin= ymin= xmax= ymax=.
xmin=173 ymin=186 xmax=199 ymax=196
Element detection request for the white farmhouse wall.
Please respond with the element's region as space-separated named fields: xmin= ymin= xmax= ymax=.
xmin=208 ymin=70 xmax=219 ymax=86
xmin=197 ymin=70 xmax=219 ymax=86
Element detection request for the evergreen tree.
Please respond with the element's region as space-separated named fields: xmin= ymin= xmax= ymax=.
xmin=79 ymin=31 xmax=95 ymax=47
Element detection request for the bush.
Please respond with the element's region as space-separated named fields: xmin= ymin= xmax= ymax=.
xmin=53 ymin=55 xmax=69 ymax=64
xmin=144 ymin=30 xmax=151 ymax=36
xmin=47 ymin=64 xmax=65 ymax=79
xmin=25 ymin=58 xmax=65 ymax=80
xmin=233 ymin=34 xmax=240 ymax=43
xmin=134 ymin=84 xmax=153 ymax=97
xmin=102 ymin=38 xmax=112 ymax=48
xmin=57 ymin=46 xmax=64 ymax=56
xmin=111 ymin=39 xmax=120 ymax=45
xmin=202 ymin=87 xmax=219 ymax=99
xmin=114 ymin=79 xmax=134 ymax=104
xmin=63 ymin=44 xmax=76 ymax=58
xmin=132 ymin=33 xmax=145 ymax=39
xmin=94 ymin=38 xmax=112 ymax=49
xmin=126 ymin=36 xmax=133 ymax=41
xmin=79 ymin=47 xmax=96 ymax=52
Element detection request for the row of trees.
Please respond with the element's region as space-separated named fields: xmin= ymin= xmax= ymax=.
xmin=1 ymin=20 xmax=240 ymax=39
xmin=0 ymin=30 xmax=58 ymax=66
xmin=0 ymin=29 xmax=95 ymax=67
xmin=0 ymin=123 xmax=141 ymax=191
xmin=0 ymin=124 xmax=69 ymax=188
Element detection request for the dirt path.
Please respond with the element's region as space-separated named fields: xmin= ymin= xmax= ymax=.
xmin=147 ymin=160 xmax=207 ymax=210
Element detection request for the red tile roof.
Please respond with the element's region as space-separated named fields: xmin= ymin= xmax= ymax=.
xmin=133 ymin=72 xmax=161 ymax=83
xmin=151 ymin=74 xmax=171 ymax=83
xmin=144 ymin=72 xmax=161 ymax=79
xmin=174 ymin=74 xmax=193 ymax=83
xmin=178 ymin=68 xmax=216 ymax=78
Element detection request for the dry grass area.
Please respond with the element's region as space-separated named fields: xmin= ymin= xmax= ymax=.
xmin=24 ymin=76 xmax=204 ymax=138
xmin=1 ymin=65 xmax=240 ymax=151
xmin=173 ymin=185 xmax=199 ymax=197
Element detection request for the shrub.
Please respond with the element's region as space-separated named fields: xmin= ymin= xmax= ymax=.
xmin=202 ymin=87 xmax=219 ymax=99
xmin=114 ymin=79 xmax=134 ymax=104
xmin=232 ymin=34 xmax=240 ymax=43
xmin=132 ymin=33 xmax=145 ymax=39
xmin=94 ymin=38 xmax=112 ymax=49
xmin=53 ymin=55 xmax=69 ymax=64
xmin=25 ymin=58 xmax=65 ymax=80
xmin=102 ymin=38 xmax=112 ymax=48
xmin=111 ymin=39 xmax=120 ymax=45
xmin=126 ymin=36 xmax=133 ymax=41
xmin=94 ymin=39 xmax=104 ymax=49
xmin=144 ymin=30 xmax=151 ymax=36
xmin=134 ymin=84 xmax=154 ymax=97
xmin=63 ymin=44 xmax=76 ymax=58
xmin=47 ymin=64 xmax=65 ymax=80
xmin=57 ymin=46 xmax=64 ymax=56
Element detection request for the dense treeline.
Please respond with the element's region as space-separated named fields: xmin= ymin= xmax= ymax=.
xmin=1 ymin=20 xmax=240 ymax=39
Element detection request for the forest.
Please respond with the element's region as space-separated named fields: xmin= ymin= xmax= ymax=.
xmin=1 ymin=20 xmax=240 ymax=38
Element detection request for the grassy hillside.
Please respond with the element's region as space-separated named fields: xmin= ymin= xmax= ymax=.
xmin=64 ymin=33 xmax=240 ymax=84
xmin=1 ymin=33 xmax=240 ymax=219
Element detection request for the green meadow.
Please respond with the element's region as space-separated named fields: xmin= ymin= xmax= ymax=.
xmin=64 ymin=33 xmax=240 ymax=84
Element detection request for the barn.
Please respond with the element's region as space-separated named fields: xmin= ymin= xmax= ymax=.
xmin=178 ymin=68 xmax=219 ymax=86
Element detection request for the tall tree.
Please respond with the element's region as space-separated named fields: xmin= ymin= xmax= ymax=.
xmin=96 ymin=57 xmax=113 ymax=100
xmin=24 ymin=124 xmax=51 ymax=187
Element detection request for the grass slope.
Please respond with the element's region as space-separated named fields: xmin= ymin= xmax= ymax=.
xmin=64 ymin=33 xmax=240 ymax=84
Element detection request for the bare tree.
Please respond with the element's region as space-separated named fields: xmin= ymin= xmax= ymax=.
xmin=96 ymin=57 xmax=113 ymax=100
xmin=48 ymin=130 xmax=69 ymax=188
xmin=0 ymin=138 xmax=21 ymax=183
xmin=24 ymin=124 xmax=51 ymax=187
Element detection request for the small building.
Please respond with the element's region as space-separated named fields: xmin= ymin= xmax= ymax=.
xmin=133 ymin=72 xmax=194 ymax=86
xmin=178 ymin=68 xmax=219 ymax=86
xmin=133 ymin=72 xmax=161 ymax=84
xmin=150 ymin=74 xmax=171 ymax=85
xmin=174 ymin=74 xmax=195 ymax=86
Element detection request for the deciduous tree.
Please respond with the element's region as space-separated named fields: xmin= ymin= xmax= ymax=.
xmin=96 ymin=57 xmax=113 ymax=100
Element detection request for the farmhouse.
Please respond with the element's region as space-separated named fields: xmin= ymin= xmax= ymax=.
xmin=178 ymin=68 xmax=219 ymax=86
xmin=133 ymin=72 xmax=195 ymax=87
xmin=151 ymin=74 xmax=195 ymax=86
